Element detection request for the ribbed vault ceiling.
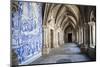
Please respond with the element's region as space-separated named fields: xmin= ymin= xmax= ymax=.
xmin=43 ymin=3 xmax=80 ymax=30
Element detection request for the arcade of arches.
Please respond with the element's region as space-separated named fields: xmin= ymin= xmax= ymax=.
xmin=38 ymin=3 xmax=96 ymax=64
xmin=42 ymin=3 xmax=96 ymax=57
xmin=11 ymin=2 xmax=96 ymax=65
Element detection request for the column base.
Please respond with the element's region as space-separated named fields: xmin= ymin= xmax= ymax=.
xmin=42 ymin=48 xmax=50 ymax=55
xmin=90 ymin=44 xmax=95 ymax=48
xmin=80 ymin=44 xmax=88 ymax=53
xmin=87 ymin=47 xmax=96 ymax=60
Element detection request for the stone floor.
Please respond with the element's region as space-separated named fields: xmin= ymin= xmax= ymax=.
xmin=30 ymin=43 xmax=90 ymax=65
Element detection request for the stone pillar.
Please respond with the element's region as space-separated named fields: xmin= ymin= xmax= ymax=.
xmin=83 ymin=23 xmax=88 ymax=50
xmin=92 ymin=22 xmax=95 ymax=48
xmin=88 ymin=21 xmax=95 ymax=48
xmin=76 ymin=31 xmax=78 ymax=43
xmin=78 ymin=28 xmax=80 ymax=44
xmin=81 ymin=28 xmax=83 ymax=44
xmin=79 ymin=28 xmax=83 ymax=45
xmin=54 ymin=29 xmax=59 ymax=48
xmin=42 ymin=26 xmax=50 ymax=55
xmin=89 ymin=25 xmax=92 ymax=46
xmin=61 ymin=30 xmax=64 ymax=45
xmin=77 ymin=31 xmax=79 ymax=43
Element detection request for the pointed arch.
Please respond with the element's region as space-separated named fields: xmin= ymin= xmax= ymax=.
xmin=62 ymin=20 xmax=76 ymax=31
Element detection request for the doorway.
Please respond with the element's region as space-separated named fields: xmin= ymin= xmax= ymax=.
xmin=68 ymin=33 xmax=72 ymax=42
xmin=51 ymin=29 xmax=53 ymax=48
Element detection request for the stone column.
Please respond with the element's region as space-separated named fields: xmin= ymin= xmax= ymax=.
xmin=88 ymin=21 xmax=95 ymax=48
xmin=78 ymin=29 xmax=80 ymax=44
xmin=81 ymin=28 xmax=83 ymax=44
xmin=76 ymin=31 xmax=78 ymax=43
xmin=89 ymin=25 xmax=92 ymax=46
xmin=78 ymin=28 xmax=80 ymax=44
xmin=93 ymin=23 xmax=96 ymax=47
xmin=42 ymin=26 xmax=50 ymax=55
xmin=83 ymin=23 xmax=89 ymax=49
xmin=54 ymin=29 xmax=59 ymax=48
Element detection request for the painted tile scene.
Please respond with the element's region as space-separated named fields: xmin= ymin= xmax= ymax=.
xmin=11 ymin=1 xmax=96 ymax=66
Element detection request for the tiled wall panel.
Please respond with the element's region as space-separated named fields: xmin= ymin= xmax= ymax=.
xmin=12 ymin=2 xmax=42 ymax=64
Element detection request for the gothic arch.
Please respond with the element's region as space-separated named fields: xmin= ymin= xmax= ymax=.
xmin=63 ymin=20 xmax=76 ymax=31
xmin=43 ymin=4 xmax=80 ymax=27
xmin=60 ymin=15 xmax=77 ymax=28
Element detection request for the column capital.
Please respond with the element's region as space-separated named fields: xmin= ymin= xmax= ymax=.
xmin=43 ymin=25 xmax=48 ymax=29
xmin=88 ymin=21 xmax=95 ymax=26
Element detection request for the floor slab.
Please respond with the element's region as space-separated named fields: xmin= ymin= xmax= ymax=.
xmin=30 ymin=43 xmax=90 ymax=65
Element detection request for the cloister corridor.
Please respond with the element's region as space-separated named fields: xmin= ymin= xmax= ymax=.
xmin=30 ymin=43 xmax=90 ymax=64
xmin=11 ymin=1 xmax=96 ymax=65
